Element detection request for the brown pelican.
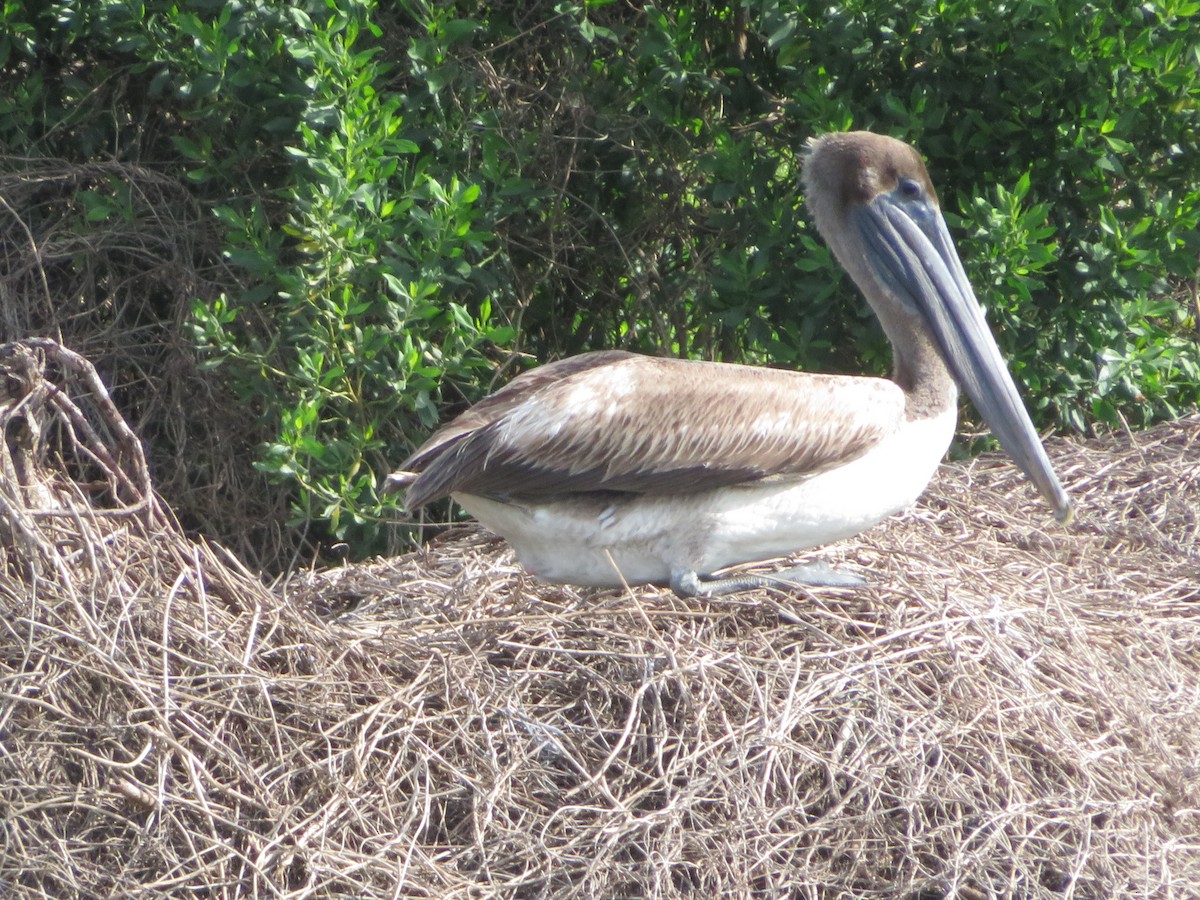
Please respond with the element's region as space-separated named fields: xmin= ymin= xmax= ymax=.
xmin=385 ymin=131 xmax=1070 ymax=597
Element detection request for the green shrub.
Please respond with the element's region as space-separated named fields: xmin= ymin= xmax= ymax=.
xmin=190 ymin=4 xmax=510 ymax=547
xmin=2 ymin=0 xmax=1197 ymax=562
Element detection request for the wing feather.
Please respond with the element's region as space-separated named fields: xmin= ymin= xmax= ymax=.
xmin=402 ymin=350 xmax=637 ymax=471
xmin=399 ymin=354 xmax=905 ymax=509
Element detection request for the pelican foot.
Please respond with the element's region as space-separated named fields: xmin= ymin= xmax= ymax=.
xmin=670 ymin=563 xmax=864 ymax=598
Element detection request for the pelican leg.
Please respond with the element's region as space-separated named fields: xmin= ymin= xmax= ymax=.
xmin=669 ymin=563 xmax=864 ymax=598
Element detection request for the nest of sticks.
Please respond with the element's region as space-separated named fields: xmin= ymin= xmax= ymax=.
xmin=2 ymin=338 xmax=1199 ymax=898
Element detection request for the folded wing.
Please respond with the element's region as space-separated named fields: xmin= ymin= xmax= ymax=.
xmin=399 ymin=353 xmax=905 ymax=509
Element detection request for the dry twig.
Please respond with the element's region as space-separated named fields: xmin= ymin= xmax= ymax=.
xmin=3 ymin=338 xmax=1199 ymax=898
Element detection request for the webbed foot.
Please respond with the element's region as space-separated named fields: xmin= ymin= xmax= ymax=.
xmin=670 ymin=562 xmax=864 ymax=598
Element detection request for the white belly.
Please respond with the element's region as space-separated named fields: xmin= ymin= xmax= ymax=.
xmin=455 ymin=407 xmax=956 ymax=588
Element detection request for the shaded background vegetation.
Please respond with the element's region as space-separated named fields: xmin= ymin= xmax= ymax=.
xmin=1 ymin=0 xmax=1198 ymax=568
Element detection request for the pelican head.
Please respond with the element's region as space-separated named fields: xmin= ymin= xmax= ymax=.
xmin=804 ymin=132 xmax=1070 ymax=523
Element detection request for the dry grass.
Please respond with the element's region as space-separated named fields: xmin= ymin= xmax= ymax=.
xmin=2 ymin=338 xmax=1199 ymax=898
xmin=0 ymin=157 xmax=297 ymax=571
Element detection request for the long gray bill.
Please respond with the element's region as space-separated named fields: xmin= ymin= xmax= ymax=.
xmin=855 ymin=195 xmax=1071 ymax=523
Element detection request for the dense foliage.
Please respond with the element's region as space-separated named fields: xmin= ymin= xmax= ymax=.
xmin=2 ymin=0 xmax=1198 ymax=561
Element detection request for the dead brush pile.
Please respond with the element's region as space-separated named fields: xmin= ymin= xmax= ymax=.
xmin=2 ymin=338 xmax=1199 ymax=899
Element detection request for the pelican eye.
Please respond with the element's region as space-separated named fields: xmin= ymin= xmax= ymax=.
xmin=898 ymin=178 xmax=922 ymax=199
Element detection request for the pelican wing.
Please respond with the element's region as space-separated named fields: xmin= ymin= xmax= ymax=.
xmin=403 ymin=350 xmax=639 ymax=470
xmin=399 ymin=354 xmax=905 ymax=510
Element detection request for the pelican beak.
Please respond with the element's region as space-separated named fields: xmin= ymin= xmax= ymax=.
xmin=853 ymin=192 xmax=1072 ymax=523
